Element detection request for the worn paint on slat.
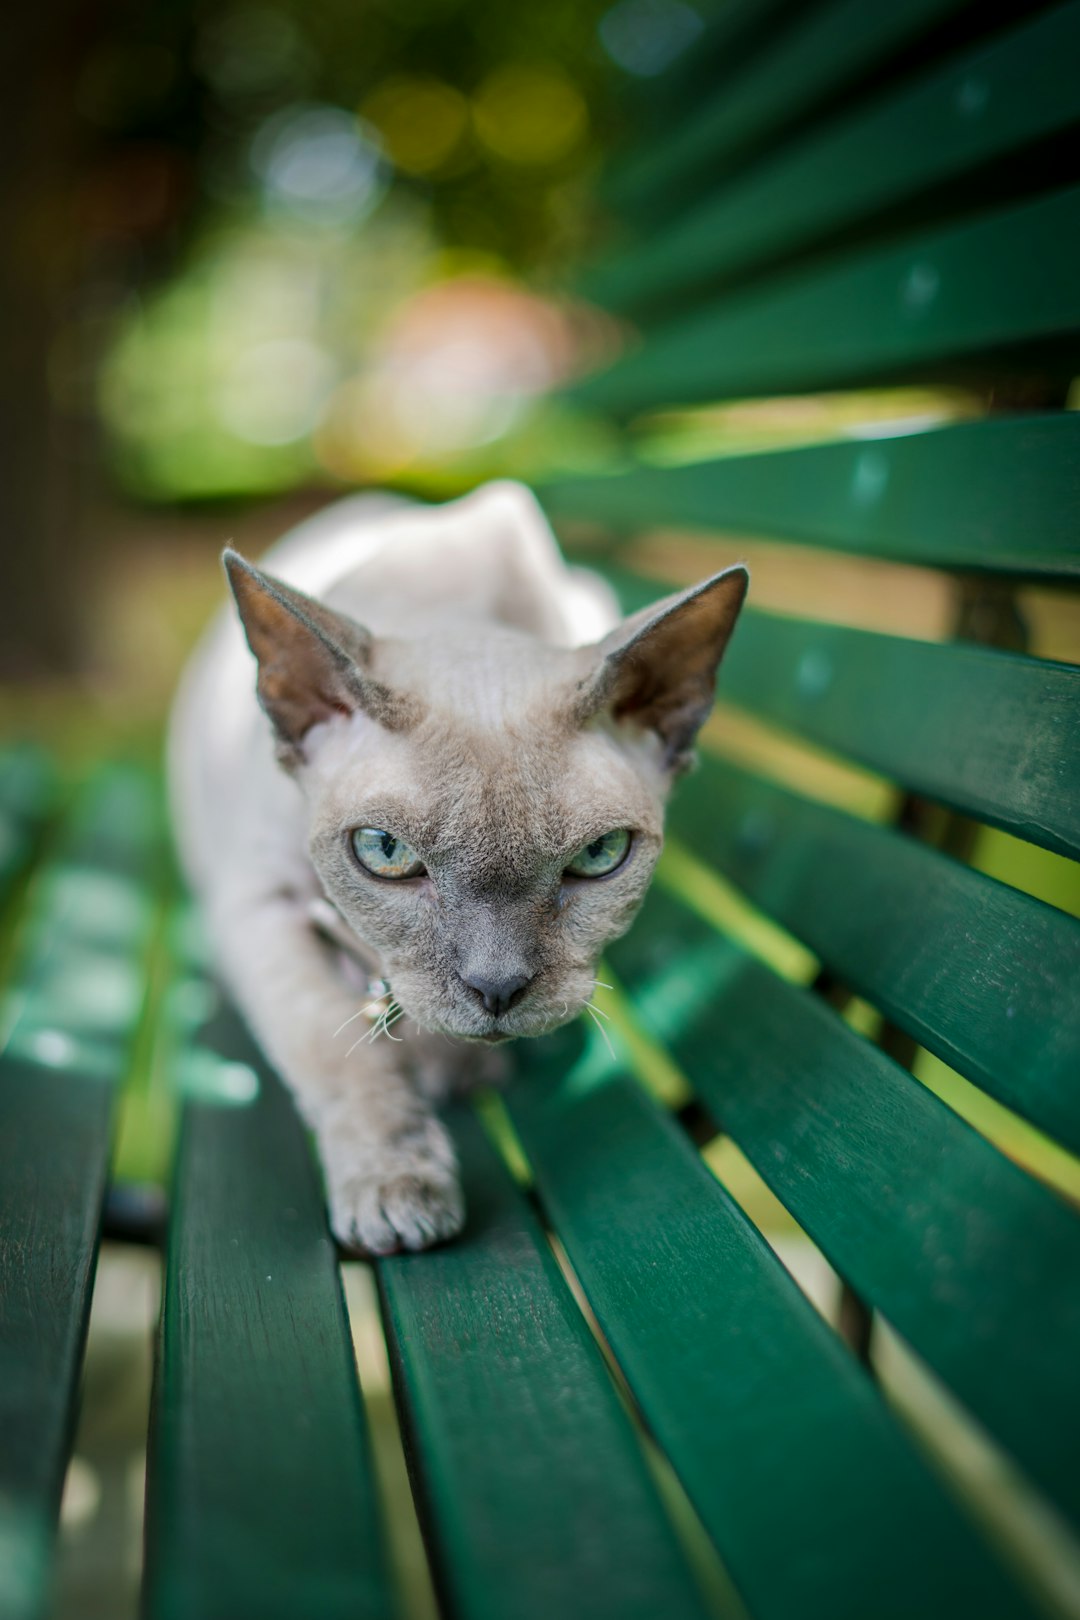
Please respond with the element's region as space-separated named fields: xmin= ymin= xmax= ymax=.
xmin=542 ymin=414 xmax=1080 ymax=579
xmin=0 ymin=770 xmax=159 ymax=1620
xmin=719 ymin=614 xmax=1080 ymax=861
xmin=0 ymin=748 xmax=54 ymax=914
xmin=599 ymin=567 xmax=1080 ymax=859
xmin=588 ymin=3 xmax=1080 ymax=312
xmin=507 ymin=1031 xmax=1042 ymax=1620
xmin=608 ymin=886 xmax=1080 ymax=1526
xmin=671 ymin=756 xmax=1080 ymax=1151
xmin=378 ymin=1104 xmax=711 ymax=1620
xmin=604 ymin=0 xmax=983 ymax=219
xmin=573 ymin=184 xmax=1080 ymax=411
xmin=144 ymin=998 xmax=395 ymax=1620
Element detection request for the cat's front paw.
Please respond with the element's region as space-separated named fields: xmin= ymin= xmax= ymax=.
xmin=330 ymin=1167 xmax=465 ymax=1255
xmin=326 ymin=1120 xmax=464 ymax=1255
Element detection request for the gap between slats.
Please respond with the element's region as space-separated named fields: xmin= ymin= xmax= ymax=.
xmin=874 ymin=1326 xmax=1080 ymax=1620
xmin=341 ymin=1073 xmax=736 ymax=1620
xmin=43 ymin=807 xmax=172 ymax=1620
xmin=587 ymin=968 xmax=1080 ymax=1618
xmin=473 ymin=1091 xmax=749 ymax=1620
xmin=340 ymin=1265 xmax=440 ymax=1620
xmin=657 ymin=839 xmax=1080 ymax=1205
xmin=50 ymin=1246 xmax=161 ymax=1620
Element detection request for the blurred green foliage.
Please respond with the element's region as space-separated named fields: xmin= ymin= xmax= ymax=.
xmin=62 ymin=0 xmax=711 ymax=501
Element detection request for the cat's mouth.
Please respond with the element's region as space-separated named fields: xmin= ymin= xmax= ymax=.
xmin=455 ymin=1000 xmax=581 ymax=1044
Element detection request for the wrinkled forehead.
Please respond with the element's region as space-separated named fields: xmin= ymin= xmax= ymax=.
xmin=410 ymin=723 xmax=602 ymax=872
xmin=311 ymin=710 xmax=653 ymax=891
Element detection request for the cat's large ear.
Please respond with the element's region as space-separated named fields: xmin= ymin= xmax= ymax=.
xmin=223 ymin=550 xmax=417 ymax=762
xmin=573 ymin=566 xmax=748 ymax=772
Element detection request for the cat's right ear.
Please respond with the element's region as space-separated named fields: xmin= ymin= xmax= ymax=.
xmin=223 ymin=551 xmax=416 ymax=761
xmin=571 ymin=565 xmax=748 ymax=774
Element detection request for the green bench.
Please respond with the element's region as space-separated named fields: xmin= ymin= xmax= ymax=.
xmin=3 ymin=3 xmax=1080 ymax=1616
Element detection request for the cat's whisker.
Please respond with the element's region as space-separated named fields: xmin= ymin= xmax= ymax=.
xmin=365 ymin=1011 xmax=390 ymax=1047
xmin=591 ymin=980 xmax=613 ymax=992
xmin=367 ymin=1002 xmax=405 ymax=1047
xmin=587 ymin=999 xmax=612 ymax=1022
xmin=346 ymin=1006 xmax=393 ymax=1056
xmin=333 ymin=1000 xmax=383 ymax=1038
xmin=585 ymin=1002 xmax=616 ymax=1062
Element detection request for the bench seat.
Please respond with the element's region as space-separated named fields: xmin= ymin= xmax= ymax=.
xmin=3 ymin=4 xmax=1080 ymax=1615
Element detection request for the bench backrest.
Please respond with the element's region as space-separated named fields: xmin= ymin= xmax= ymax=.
xmin=532 ymin=0 xmax=1080 ymax=1605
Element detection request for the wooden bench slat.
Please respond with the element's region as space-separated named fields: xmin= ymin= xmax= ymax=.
xmin=719 ymin=616 xmax=1080 ymax=861
xmin=608 ymin=888 xmax=1080 ymax=1526
xmin=587 ymin=3 xmax=1080 ymax=315
xmin=543 ymin=413 xmax=1080 ymax=579
xmin=0 ymin=748 xmax=54 ymax=911
xmin=505 ymin=1038 xmax=1041 ymax=1620
xmin=603 ymin=0 xmax=985 ymax=220
xmin=614 ymin=0 xmax=798 ymax=128
xmin=143 ymin=999 xmax=394 ymax=1620
xmin=574 ymin=183 xmax=1080 ymax=412
xmin=672 ymin=756 xmax=1080 ymax=1152
xmin=0 ymin=770 xmax=159 ymax=1620
xmin=602 ymin=567 xmax=1080 ymax=859
xmin=378 ymin=1103 xmax=711 ymax=1620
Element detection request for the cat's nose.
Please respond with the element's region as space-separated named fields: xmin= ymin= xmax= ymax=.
xmin=461 ymin=971 xmax=534 ymax=1018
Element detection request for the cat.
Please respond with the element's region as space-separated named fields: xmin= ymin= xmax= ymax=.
xmin=168 ymin=481 xmax=746 ymax=1254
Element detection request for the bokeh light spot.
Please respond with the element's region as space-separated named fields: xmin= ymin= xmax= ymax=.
xmin=362 ymin=75 xmax=469 ymax=176
xmin=251 ymin=104 xmax=385 ymax=226
xmin=599 ymin=0 xmax=703 ymax=78
xmin=472 ymin=64 xmax=587 ymax=167
xmin=216 ymin=338 xmax=337 ymax=446
xmin=195 ymin=7 xmax=309 ymax=99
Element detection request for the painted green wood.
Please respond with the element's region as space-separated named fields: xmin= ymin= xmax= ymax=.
xmin=0 ymin=747 xmax=53 ymax=911
xmin=588 ymin=3 xmax=1080 ymax=313
xmin=506 ymin=1030 xmax=1040 ymax=1620
xmin=377 ymin=1104 xmax=710 ymax=1620
xmin=542 ymin=413 xmax=1080 ymax=578
xmin=721 ymin=614 xmax=1080 ymax=861
xmin=671 ymin=755 xmax=1080 ymax=1152
xmin=0 ymin=770 xmax=159 ymax=1620
xmin=573 ymin=183 xmax=1080 ymax=412
xmin=608 ymin=887 xmax=1080 ymax=1525
xmin=615 ymin=0 xmax=796 ymax=121
xmin=600 ymin=567 xmax=1080 ymax=859
xmin=144 ymin=997 xmax=394 ymax=1620
xmin=604 ymin=0 xmax=985 ymax=220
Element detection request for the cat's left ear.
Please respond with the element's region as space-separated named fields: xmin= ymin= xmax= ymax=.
xmin=223 ymin=550 xmax=416 ymax=763
xmin=574 ymin=566 xmax=748 ymax=772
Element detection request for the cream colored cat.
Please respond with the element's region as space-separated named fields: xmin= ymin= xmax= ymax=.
xmin=169 ymin=482 xmax=746 ymax=1253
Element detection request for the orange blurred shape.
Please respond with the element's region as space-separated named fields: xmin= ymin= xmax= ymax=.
xmin=316 ymin=274 xmax=598 ymax=480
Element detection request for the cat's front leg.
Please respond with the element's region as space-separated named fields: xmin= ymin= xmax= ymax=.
xmin=212 ymin=888 xmax=464 ymax=1254
xmin=315 ymin=1084 xmax=463 ymax=1255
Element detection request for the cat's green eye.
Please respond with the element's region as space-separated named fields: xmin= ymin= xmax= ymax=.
xmin=351 ymin=827 xmax=425 ymax=880
xmin=566 ymin=828 xmax=631 ymax=878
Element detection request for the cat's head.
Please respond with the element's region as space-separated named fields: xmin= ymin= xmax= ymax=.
xmin=224 ymin=535 xmax=746 ymax=1044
